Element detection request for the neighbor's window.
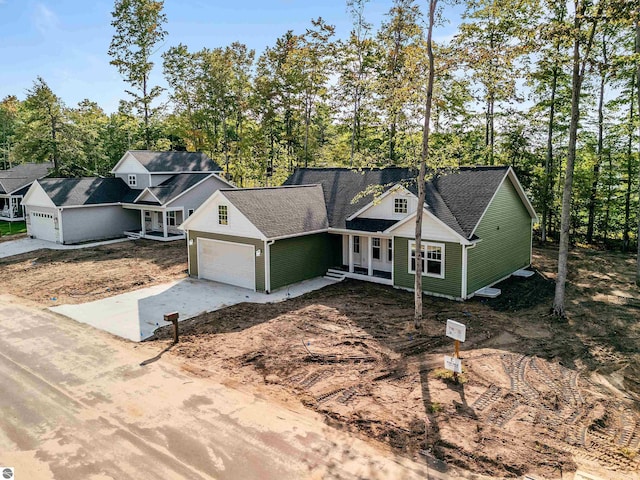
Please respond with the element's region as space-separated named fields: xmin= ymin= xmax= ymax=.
xmin=167 ymin=211 xmax=176 ymax=226
xmin=353 ymin=235 xmax=360 ymax=253
xmin=128 ymin=174 xmax=137 ymax=187
xmin=409 ymin=241 xmax=444 ymax=278
xmin=218 ymin=205 xmax=228 ymax=225
xmin=394 ymin=197 xmax=408 ymax=214
xmin=387 ymin=239 xmax=393 ymax=262
xmin=372 ymin=237 xmax=381 ymax=260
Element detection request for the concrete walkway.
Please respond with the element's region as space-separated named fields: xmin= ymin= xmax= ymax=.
xmin=51 ymin=277 xmax=337 ymax=341
xmin=0 ymin=237 xmax=132 ymax=258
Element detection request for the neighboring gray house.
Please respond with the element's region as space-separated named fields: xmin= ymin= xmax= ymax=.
xmin=0 ymin=162 xmax=53 ymax=222
xmin=22 ymin=151 xmax=233 ymax=244
xmin=22 ymin=177 xmax=139 ymax=244
xmin=182 ymin=166 xmax=537 ymax=299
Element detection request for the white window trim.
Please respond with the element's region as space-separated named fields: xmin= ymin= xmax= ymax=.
xmin=353 ymin=235 xmax=360 ymax=253
xmin=218 ymin=204 xmax=228 ymax=226
xmin=408 ymin=240 xmax=445 ymax=279
xmin=394 ymin=197 xmax=408 ymax=214
xmin=387 ymin=239 xmax=393 ymax=262
xmin=372 ymin=237 xmax=381 ymax=260
xmin=128 ymin=174 xmax=137 ymax=187
xmin=167 ymin=211 xmax=177 ymax=226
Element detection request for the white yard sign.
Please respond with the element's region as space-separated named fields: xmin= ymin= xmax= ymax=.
xmin=445 ymin=319 xmax=466 ymax=342
xmin=444 ymin=355 xmax=462 ymax=373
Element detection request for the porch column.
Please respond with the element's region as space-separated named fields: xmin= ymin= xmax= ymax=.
xmin=367 ymin=236 xmax=373 ymax=276
xmin=162 ymin=210 xmax=168 ymax=238
xmin=140 ymin=210 xmax=146 ymax=236
xmin=348 ymin=235 xmax=354 ymax=273
xmin=9 ymin=198 xmax=14 ymax=220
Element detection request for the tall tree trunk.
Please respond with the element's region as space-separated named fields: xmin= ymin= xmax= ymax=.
xmin=414 ymin=0 xmax=437 ymax=328
xmin=603 ymin=149 xmax=612 ymax=246
xmin=143 ymin=74 xmax=150 ymax=149
xmin=636 ymin=16 xmax=640 ymax=286
xmin=586 ymin=41 xmax=607 ymax=244
xmin=623 ymin=75 xmax=635 ymax=252
xmin=542 ymin=63 xmax=559 ymax=244
xmin=553 ymin=0 xmax=600 ymax=317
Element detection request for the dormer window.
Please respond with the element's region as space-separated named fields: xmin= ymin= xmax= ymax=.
xmin=218 ymin=205 xmax=228 ymax=225
xmin=394 ymin=197 xmax=407 ymax=214
xmin=128 ymin=174 xmax=137 ymax=187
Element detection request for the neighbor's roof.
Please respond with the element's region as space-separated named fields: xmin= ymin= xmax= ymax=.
xmin=137 ymin=173 xmax=212 ymax=205
xmin=283 ymin=167 xmax=415 ymax=229
xmin=284 ymin=166 xmax=514 ymax=240
xmin=37 ymin=177 xmax=132 ymax=207
xmin=222 ymin=185 xmax=329 ymax=238
xmin=0 ymin=162 xmax=53 ymax=194
xmin=127 ymin=150 xmax=222 ymax=173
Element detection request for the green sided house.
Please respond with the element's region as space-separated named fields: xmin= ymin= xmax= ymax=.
xmin=181 ymin=166 xmax=537 ymax=299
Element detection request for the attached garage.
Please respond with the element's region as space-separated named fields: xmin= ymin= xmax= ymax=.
xmin=197 ymin=238 xmax=255 ymax=290
xmin=29 ymin=211 xmax=58 ymax=242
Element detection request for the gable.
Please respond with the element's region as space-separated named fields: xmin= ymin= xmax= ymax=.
xmin=112 ymin=152 xmax=149 ymax=175
xmin=135 ymin=190 xmax=161 ymax=204
xmin=166 ymin=175 xmax=229 ymax=208
xmin=352 ymin=186 xmax=418 ymax=221
xmin=389 ymin=209 xmax=465 ymax=243
xmin=22 ymin=181 xmax=57 ymax=209
xmin=181 ymin=191 xmax=265 ymax=240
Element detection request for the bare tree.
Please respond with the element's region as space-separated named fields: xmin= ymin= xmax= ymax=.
xmin=414 ymin=0 xmax=437 ymax=328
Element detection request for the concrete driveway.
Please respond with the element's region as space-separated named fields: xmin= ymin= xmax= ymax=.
xmin=0 ymin=236 xmax=131 ymax=259
xmin=51 ymin=277 xmax=337 ymax=341
xmin=0 ymin=298 xmax=460 ymax=480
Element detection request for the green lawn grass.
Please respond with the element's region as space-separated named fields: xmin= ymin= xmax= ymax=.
xmin=0 ymin=221 xmax=27 ymax=236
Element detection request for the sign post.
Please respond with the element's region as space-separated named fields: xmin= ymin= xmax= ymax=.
xmin=164 ymin=312 xmax=179 ymax=344
xmin=445 ymin=319 xmax=466 ymax=382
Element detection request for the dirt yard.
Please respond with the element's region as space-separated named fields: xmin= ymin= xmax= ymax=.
xmin=151 ymin=246 xmax=640 ymax=479
xmin=0 ymin=239 xmax=188 ymax=305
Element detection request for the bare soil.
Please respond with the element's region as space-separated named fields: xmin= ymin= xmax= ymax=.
xmin=151 ymin=246 xmax=640 ymax=479
xmin=0 ymin=239 xmax=187 ymax=305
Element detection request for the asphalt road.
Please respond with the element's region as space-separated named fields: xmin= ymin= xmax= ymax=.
xmin=0 ymin=297 xmax=460 ymax=480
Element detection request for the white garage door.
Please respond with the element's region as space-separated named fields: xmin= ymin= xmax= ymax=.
xmin=29 ymin=211 xmax=57 ymax=242
xmin=198 ymin=238 xmax=255 ymax=290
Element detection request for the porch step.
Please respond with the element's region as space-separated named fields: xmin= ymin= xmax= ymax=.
xmin=324 ymin=269 xmax=346 ymax=282
xmin=474 ymin=287 xmax=501 ymax=298
xmin=126 ymin=232 xmax=142 ymax=240
xmin=512 ymin=268 xmax=535 ymax=278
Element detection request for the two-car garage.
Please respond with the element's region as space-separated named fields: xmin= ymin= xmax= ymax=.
xmin=196 ymin=238 xmax=256 ymax=290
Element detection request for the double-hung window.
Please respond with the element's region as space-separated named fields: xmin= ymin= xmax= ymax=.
xmin=218 ymin=205 xmax=228 ymax=225
xmin=353 ymin=236 xmax=360 ymax=253
xmin=128 ymin=174 xmax=137 ymax=187
xmin=387 ymin=240 xmax=393 ymax=262
xmin=409 ymin=241 xmax=444 ymax=278
xmin=167 ymin=211 xmax=176 ymax=226
xmin=372 ymin=238 xmax=381 ymax=260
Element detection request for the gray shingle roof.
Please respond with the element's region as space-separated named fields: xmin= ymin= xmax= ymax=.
xmin=285 ymin=166 xmax=513 ymax=240
xmin=283 ymin=167 xmax=416 ymax=229
xmin=142 ymin=173 xmax=212 ymax=205
xmin=127 ymin=151 xmax=222 ymax=173
xmin=0 ymin=162 xmax=53 ymax=194
xmin=37 ymin=177 xmax=132 ymax=207
xmin=222 ymin=185 xmax=329 ymax=239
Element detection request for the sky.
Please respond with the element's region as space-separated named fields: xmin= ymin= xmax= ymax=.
xmin=0 ymin=0 xmax=463 ymax=114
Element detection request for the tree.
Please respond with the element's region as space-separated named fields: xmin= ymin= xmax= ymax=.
xmin=635 ymin=14 xmax=640 ymax=285
xmin=0 ymin=95 xmax=20 ymax=169
xmin=553 ymin=0 xmax=604 ymax=317
xmin=108 ymin=0 xmax=167 ymax=149
xmin=15 ymin=77 xmax=66 ymax=173
xmin=414 ymin=0 xmax=437 ymax=328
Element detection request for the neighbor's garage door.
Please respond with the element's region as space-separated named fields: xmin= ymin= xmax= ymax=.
xmin=29 ymin=211 xmax=57 ymax=242
xmin=197 ymin=238 xmax=255 ymax=290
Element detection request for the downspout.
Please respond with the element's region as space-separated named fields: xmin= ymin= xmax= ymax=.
xmin=265 ymin=239 xmax=275 ymax=293
xmin=461 ymin=242 xmax=477 ymax=300
xmin=58 ymin=208 xmax=64 ymax=244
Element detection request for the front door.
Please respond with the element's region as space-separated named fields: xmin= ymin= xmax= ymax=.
xmin=152 ymin=212 xmax=162 ymax=231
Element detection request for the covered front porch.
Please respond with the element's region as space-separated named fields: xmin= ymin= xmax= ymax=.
xmin=333 ymin=232 xmax=394 ymax=285
xmin=124 ymin=206 xmax=185 ymax=241
xmin=0 ymin=195 xmax=25 ymax=221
